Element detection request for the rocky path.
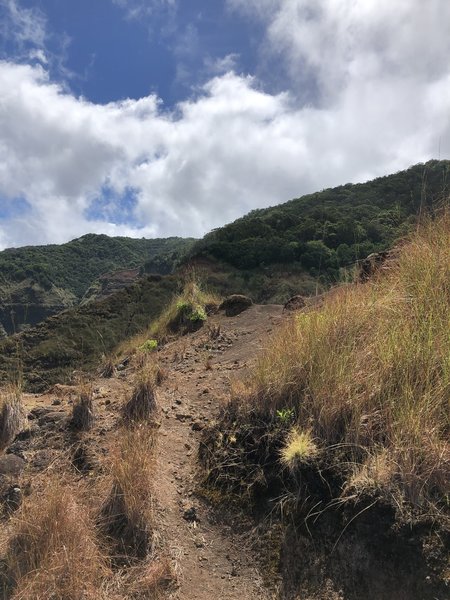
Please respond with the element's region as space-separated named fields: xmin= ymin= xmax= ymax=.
xmin=153 ymin=304 xmax=283 ymax=600
xmin=9 ymin=304 xmax=284 ymax=599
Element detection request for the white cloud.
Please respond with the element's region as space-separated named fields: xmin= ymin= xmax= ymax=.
xmin=1 ymin=0 xmax=450 ymax=249
xmin=0 ymin=0 xmax=47 ymax=50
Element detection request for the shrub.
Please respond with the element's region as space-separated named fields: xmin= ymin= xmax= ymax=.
xmin=140 ymin=339 xmax=158 ymax=352
xmin=149 ymin=277 xmax=220 ymax=341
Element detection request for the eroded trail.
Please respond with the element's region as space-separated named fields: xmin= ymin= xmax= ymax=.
xmin=153 ymin=304 xmax=283 ymax=600
xmin=12 ymin=304 xmax=284 ymax=599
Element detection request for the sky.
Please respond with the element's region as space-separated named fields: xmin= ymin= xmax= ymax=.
xmin=0 ymin=0 xmax=449 ymax=249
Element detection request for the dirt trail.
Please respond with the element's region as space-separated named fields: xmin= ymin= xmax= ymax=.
xmin=14 ymin=304 xmax=284 ymax=599
xmin=154 ymin=304 xmax=283 ymax=600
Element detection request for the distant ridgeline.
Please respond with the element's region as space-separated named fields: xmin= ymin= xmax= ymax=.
xmin=191 ymin=159 xmax=450 ymax=280
xmin=0 ymin=234 xmax=195 ymax=335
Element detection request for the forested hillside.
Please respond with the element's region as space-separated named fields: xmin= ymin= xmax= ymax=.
xmin=0 ymin=235 xmax=195 ymax=335
xmin=192 ymin=160 xmax=449 ymax=280
xmin=0 ymin=234 xmax=194 ymax=297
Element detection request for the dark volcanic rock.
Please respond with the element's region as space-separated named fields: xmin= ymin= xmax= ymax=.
xmin=37 ymin=411 xmax=67 ymax=427
xmin=0 ymin=454 xmax=25 ymax=477
xmin=219 ymin=294 xmax=253 ymax=317
xmin=283 ymin=295 xmax=306 ymax=312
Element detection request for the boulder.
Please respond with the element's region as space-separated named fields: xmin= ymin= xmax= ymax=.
xmin=0 ymin=454 xmax=25 ymax=477
xmin=283 ymin=295 xmax=306 ymax=312
xmin=219 ymin=294 xmax=253 ymax=317
xmin=359 ymin=251 xmax=390 ymax=282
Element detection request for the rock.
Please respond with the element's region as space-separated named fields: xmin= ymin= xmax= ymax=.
xmin=283 ymin=294 xmax=306 ymax=312
xmin=37 ymin=411 xmax=67 ymax=427
xmin=2 ymin=485 xmax=22 ymax=512
xmin=0 ymin=454 xmax=25 ymax=477
xmin=219 ymin=294 xmax=253 ymax=317
xmin=29 ymin=406 xmax=53 ymax=420
xmin=359 ymin=250 xmax=390 ymax=282
xmin=183 ymin=506 xmax=198 ymax=522
xmin=14 ymin=427 xmax=36 ymax=441
xmin=192 ymin=421 xmax=204 ymax=432
xmin=52 ymin=399 xmax=62 ymax=406
xmin=175 ymin=413 xmax=192 ymax=422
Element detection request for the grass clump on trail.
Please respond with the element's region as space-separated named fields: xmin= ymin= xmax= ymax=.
xmin=0 ymin=384 xmax=25 ymax=450
xmin=3 ymin=478 xmax=107 ymax=600
xmin=122 ymin=364 xmax=160 ymax=425
xmin=101 ymin=427 xmax=157 ymax=562
xmin=70 ymin=387 xmax=95 ymax=431
xmin=149 ymin=276 xmax=220 ymax=342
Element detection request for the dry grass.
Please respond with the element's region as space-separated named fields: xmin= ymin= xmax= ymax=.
xmin=3 ymin=478 xmax=107 ymax=600
xmin=70 ymin=387 xmax=95 ymax=431
xmin=239 ymin=211 xmax=450 ymax=508
xmin=148 ymin=278 xmax=221 ymax=342
xmin=280 ymin=428 xmax=318 ymax=469
xmin=122 ymin=368 xmax=158 ymax=425
xmin=0 ymin=385 xmax=25 ymax=451
xmin=121 ymin=558 xmax=175 ymax=599
xmin=101 ymin=427 xmax=157 ymax=562
xmin=112 ymin=276 xmax=220 ymax=360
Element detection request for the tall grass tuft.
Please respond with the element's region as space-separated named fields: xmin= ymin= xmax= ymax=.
xmin=101 ymin=427 xmax=157 ymax=562
xmin=0 ymin=385 xmax=25 ymax=450
xmin=149 ymin=275 xmax=221 ymax=342
xmin=240 ymin=211 xmax=450 ymax=508
xmin=70 ymin=387 xmax=95 ymax=431
xmin=4 ymin=478 xmax=107 ymax=599
xmin=122 ymin=368 xmax=158 ymax=424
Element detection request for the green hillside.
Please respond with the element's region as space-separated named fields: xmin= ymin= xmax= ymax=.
xmin=0 ymin=234 xmax=195 ymax=334
xmin=0 ymin=234 xmax=194 ymax=297
xmin=0 ymin=274 xmax=178 ymax=391
xmin=192 ymin=160 xmax=450 ymax=284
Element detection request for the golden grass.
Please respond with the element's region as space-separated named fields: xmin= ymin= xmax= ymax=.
xmin=148 ymin=278 xmax=221 ymax=342
xmin=280 ymin=428 xmax=318 ymax=469
xmin=4 ymin=478 xmax=107 ymax=600
xmin=0 ymin=384 xmax=25 ymax=451
xmin=70 ymin=386 xmax=95 ymax=431
xmin=101 ymin=426 xmax=157 ymax=561
xmin=122 ymin=365 xmax=159 ymax=424
xmin=241 ymin=211 xmax=450 ymax=507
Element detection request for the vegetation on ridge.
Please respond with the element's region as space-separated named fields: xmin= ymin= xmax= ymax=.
xmin=203 ymin=209 xmax=450 ymax=514
xmin=192 ymin=160 xmax=450 ymax=288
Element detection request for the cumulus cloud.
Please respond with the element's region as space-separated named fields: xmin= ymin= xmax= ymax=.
xmin=1 ymin=0 xmax=450 ymax=249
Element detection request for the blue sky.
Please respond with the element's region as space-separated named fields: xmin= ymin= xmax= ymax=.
xmin=0 ymin=0 xmax=449 ymax=248
xmin=19 ymin=1 xmax=262 ymax=106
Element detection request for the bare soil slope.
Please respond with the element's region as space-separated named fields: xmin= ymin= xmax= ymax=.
xmin=2 ymin=303 xmax=283 ymax=599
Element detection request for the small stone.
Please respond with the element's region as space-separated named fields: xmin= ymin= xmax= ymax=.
xmin=52 ymin=399 xmax=62 ymax=406
xmin=192 ymin=421 xmax=204 ymax=432
xmin=175 ymin=413 xmax=192 ymax=422
xmin=183 ymin=506 xmax=198 ymax=522
xmin=2 ymin=486 xmax=22 ymax=512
